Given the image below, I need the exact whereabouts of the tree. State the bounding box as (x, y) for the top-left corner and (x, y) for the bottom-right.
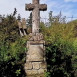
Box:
(0, 9), (27, 77)
(49, 11), (53, 25)
(27, 12), (32, 27)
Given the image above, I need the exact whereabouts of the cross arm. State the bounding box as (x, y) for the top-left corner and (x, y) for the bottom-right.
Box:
(39, 4), (47, 11)
(26, 4), (35, 11)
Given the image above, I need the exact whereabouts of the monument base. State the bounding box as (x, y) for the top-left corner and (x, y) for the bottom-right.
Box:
(24, 40), (47, 77)
(25, 74), (45, 77)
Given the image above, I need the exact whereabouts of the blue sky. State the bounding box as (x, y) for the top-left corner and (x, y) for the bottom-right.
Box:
(0, 0), (77, 20)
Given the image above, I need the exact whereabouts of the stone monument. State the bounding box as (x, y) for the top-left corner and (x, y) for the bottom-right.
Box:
(18, 18), (27, 36)
(18, 20), (24, 37)
(24, 0), (47, 76)
(22, 18), (27, 35)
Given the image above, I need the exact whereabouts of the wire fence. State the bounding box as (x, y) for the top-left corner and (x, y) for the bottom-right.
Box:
(40, 17), (77, 23)
(40, 17), (77, 27)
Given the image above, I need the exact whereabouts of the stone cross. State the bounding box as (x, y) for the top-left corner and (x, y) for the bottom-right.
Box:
(26, 0), (47, 33)
(25, 1), (47, 76)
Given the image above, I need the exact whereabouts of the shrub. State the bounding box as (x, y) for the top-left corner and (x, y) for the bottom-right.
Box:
(41, 21), (77, 77)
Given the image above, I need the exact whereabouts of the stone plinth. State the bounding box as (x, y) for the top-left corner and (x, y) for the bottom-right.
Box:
(25, 0), (47, 76)
(24, 40), (47, 76)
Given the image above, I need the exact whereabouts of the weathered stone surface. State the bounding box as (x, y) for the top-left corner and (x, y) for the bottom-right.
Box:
(29, 33), (44, 41)
(38, 69), (46, 74)
(40, 62), (47, 69)
(22, 18), (27, 29)
(26, 55), (31, 62)
(32, 62), (40, 70)
(18, 21), (22, 28)
(18, 18), (27, 36)
(25, 40), (47, 76)
(26, 41), (45, 61)
(26, 0), (47, 33)
(24, 62), (32, 70)
(26, 4), (35, 11)
(27, 40), (45, 45)
(26, 74), (45, 77)
(26, 70), (38, 75)
(39, 4), (47, 11)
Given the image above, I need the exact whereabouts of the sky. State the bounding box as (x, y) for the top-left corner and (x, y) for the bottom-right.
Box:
(0, 0), (77, 21)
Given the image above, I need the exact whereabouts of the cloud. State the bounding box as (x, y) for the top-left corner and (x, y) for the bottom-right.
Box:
(0, 0), (52, 19)
(0, 0), (77, 22)
(0, 0), (32, 18)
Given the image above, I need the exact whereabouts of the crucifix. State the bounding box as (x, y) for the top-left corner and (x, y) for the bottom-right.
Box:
(26, 0), (47, 33)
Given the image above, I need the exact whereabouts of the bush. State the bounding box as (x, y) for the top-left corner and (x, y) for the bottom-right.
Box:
(45, 38), (75, 77)
(0, 14), (28, 77)
(40, 21), (77, 77)
(0, 37), (28, 77)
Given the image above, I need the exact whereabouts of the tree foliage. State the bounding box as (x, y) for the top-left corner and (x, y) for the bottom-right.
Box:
(40, 19), (77, 77)
(0, 10), (28, 77)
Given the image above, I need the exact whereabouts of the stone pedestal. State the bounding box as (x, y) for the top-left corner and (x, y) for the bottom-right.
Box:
(24, 40), (47, 77)
(25, 0), (47, 76)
